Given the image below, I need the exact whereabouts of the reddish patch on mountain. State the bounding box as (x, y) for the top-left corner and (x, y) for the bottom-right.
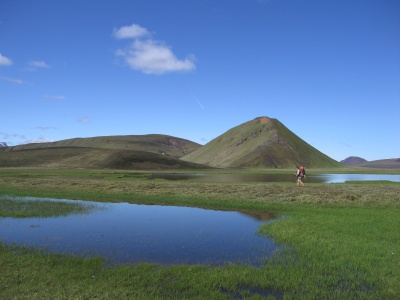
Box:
(259, 117), (270, 124)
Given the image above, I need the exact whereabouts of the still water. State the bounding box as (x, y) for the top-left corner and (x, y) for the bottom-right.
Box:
(0, 197), (278, 267)
(150, 173), (400, 183)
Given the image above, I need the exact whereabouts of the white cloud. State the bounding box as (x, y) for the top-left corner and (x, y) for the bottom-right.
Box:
(0, 77), (23, 84)
(26, 137), (53, 144)
(0, 53), (13, 66)
(113, 24), (149, 39)
(29, 60), (49, 68)
(117, 40), (196, 74)
(114, 24), (196, 75)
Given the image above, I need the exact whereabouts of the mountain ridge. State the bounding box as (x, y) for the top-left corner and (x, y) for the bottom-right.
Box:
(4, 117), (395, 169)
(1, 134), (200, 158)
(182, 117), (341, 168)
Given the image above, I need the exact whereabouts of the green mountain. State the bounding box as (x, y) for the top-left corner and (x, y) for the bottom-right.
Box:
(1, 118), (343, 169)
(3, 134), (199, 158)
(182, 117), (342, 168)
(0, 135), (207, 169)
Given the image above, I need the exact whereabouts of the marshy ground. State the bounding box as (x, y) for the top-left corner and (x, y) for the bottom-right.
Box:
(0, 168), (399, 299)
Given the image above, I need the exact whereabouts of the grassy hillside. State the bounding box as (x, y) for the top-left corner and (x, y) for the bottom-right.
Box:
(0, 135), (209, 170)
(182, 117), (342, 168)
(1, 134), (200, 159)
(0, 147), (209, 170)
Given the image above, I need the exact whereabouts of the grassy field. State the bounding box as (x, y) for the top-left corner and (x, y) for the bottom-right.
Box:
(0, 168), (399, 299)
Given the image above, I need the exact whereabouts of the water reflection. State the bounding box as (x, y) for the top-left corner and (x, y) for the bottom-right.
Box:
(150, 173), (400, 183)
(0, 197), (278, 267)
(312, 173), (400, 183)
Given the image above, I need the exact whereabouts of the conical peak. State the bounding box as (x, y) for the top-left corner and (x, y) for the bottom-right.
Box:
(257, 117), (271, 124)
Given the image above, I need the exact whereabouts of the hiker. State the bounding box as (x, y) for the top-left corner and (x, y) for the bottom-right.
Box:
(294, 166), (306, 186)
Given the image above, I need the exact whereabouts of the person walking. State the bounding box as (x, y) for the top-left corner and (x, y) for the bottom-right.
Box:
(294, 166), (306, 186)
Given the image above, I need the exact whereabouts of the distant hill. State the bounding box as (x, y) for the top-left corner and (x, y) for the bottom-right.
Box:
(182, 117), (342, 168)
(341, 156), (400, 169)
(340, 156), (368, 166)
(0, 142), (7, 147)
(0, 135), (208, 170)
(359, 158), (400, 169)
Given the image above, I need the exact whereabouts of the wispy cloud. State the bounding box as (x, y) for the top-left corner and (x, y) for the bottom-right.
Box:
(29, 60), (50, 69)
(0, 131), (53, 145)
(78, 118), (90, 124)
(26, 137), (52, 144)
(44, 95), (65, 100)
(0, 53), (13, 66)
(32, 126), (57, 130)
(0, 76), (23, 84)
(114, 23), (196, 75)
(189, 87), (205, 110)
(0, 132), (26, 140)
(340, 142), (352, 148)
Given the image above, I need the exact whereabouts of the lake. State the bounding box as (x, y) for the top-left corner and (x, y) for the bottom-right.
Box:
(0, 197), (279, 267)
(149, 173), (400, 183)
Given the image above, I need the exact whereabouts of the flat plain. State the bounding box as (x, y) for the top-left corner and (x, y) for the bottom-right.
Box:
(0, 167), (399, 299)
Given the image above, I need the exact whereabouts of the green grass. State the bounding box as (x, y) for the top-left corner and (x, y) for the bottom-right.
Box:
(1, 168), (400, 299)
(260, 206), (400, 298)
(0, 196), (94, 218)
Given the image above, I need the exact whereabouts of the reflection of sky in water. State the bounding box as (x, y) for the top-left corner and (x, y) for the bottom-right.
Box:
(311, 174), (400, 183)
(150, 173), (400, 183)
(0, 198), (279, 267)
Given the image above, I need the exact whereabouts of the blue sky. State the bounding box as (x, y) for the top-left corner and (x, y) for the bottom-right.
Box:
(1, 0), (399, 162)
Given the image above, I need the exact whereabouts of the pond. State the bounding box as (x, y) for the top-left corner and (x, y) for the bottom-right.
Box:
(0, 197), (278, 267)
(149, 173), (400, 183)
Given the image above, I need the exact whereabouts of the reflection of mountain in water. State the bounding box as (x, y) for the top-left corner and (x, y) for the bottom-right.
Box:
(240, 211), (275, 221)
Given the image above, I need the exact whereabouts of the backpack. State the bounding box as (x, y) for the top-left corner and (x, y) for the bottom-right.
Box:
(300, 167), (306, 176)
